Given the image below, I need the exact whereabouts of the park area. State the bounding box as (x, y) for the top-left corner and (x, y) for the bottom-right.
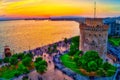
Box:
(60, 51), (117, 77)
(0, 53), (47, 79)
(60, 36), (117, 77)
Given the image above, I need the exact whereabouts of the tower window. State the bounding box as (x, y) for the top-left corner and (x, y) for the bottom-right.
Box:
(94, 34), (97, 37)
(104, 40), (106, 43)
(117, 27), (119, 30)
(91, 40), (96, 45)
(99, 34), (101, 36)
(89, 34), (91, 36)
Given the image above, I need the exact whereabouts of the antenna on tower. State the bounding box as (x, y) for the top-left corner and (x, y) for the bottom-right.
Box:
(94, 1), (96, 19)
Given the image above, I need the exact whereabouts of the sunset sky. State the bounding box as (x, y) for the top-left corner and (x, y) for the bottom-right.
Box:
(0, 0), (120, 18)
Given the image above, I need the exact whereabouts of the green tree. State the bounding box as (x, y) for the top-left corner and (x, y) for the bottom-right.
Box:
(96, 58), (103, 67)
(47, 47), (53, 56)
(68, 43), (77, 56)
(34, 58), (47, 74)
(23, 53), (33, 59)
(102, 62), (111, 71)
(74, 50), (83, 56)
(97, 69), (106, 76)
(83, 51), (100, 62)
(14, 70), (21, 77)
(17, 53), (25, 60)
(78, 51), (103, 72)
(22, 57), (32, 67)
(38, 60), (47, 66)
(73, 56), (80, 63)
(17, 63), (29, 73)
(71, 36), (79, 48)
(77, 59), (82, 66)
(35, 57), (43, 63)
(0, 59), (3, 64)
(53, 44), (57, 52)
(87, 61), (98, 72)
(106, 70), (116, 76)
(9, 56), (18, 65)
(3, 57), (9, 63)
(68, 36), (79, 56)
(12, 54), (18, 58)
(37, 65), (47, 74)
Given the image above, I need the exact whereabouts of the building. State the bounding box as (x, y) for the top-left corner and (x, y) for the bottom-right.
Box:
(79, 18), (109, 59)
(104, 19), (120, 37)
(4, 46), (11, 57)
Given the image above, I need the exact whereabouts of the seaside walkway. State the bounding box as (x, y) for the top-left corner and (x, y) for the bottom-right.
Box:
(13, 41), (73, 80)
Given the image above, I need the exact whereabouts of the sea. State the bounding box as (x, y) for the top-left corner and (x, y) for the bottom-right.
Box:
(0, 20), (79, 55)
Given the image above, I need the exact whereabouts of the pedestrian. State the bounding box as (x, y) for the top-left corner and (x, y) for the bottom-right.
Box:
(38, 76), (42, 80)
(49, 60), (51, 63)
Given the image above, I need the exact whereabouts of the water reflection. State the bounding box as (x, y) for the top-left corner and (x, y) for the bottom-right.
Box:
(0, 20), (79, 54)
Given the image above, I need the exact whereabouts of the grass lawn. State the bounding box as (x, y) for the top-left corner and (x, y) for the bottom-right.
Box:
(0, 66), (18, 79)
(109, 37), (120, 46)
(60, 54), (82, 74)
(60, 53), (116, 77)
(0, 62), (34, 79)
(60, 36), (116, 77)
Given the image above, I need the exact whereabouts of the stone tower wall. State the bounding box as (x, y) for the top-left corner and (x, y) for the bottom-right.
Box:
(79, 18), (109, 59)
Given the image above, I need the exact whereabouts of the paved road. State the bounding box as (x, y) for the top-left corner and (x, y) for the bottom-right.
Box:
(29, 51), (72, 80)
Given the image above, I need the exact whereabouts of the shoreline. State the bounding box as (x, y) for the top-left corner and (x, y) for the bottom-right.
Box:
(0, 37), (72, 59)
(0, 37), (72, 80)
(0, 36), (120, 79)
(1, 36), (120, 61)
(23, 38), (71, 56)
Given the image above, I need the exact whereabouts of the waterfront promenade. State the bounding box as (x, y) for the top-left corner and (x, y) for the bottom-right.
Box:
(13, 40), (72, 80)
(1, 38), (120, 80)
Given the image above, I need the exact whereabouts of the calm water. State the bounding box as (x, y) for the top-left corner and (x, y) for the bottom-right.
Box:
(0, 20), (79, 54)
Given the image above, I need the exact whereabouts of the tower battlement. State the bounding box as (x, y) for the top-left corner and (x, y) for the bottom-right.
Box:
(80, 22), (109, 31)
(85, 18), (103, 26)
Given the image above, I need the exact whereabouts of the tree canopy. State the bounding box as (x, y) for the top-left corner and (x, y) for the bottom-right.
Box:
(22, 57), (32, 67)
(34, 57), (47, 74)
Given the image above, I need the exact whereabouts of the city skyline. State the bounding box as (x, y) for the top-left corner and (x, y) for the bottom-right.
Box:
(0, 0), (120, 18)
